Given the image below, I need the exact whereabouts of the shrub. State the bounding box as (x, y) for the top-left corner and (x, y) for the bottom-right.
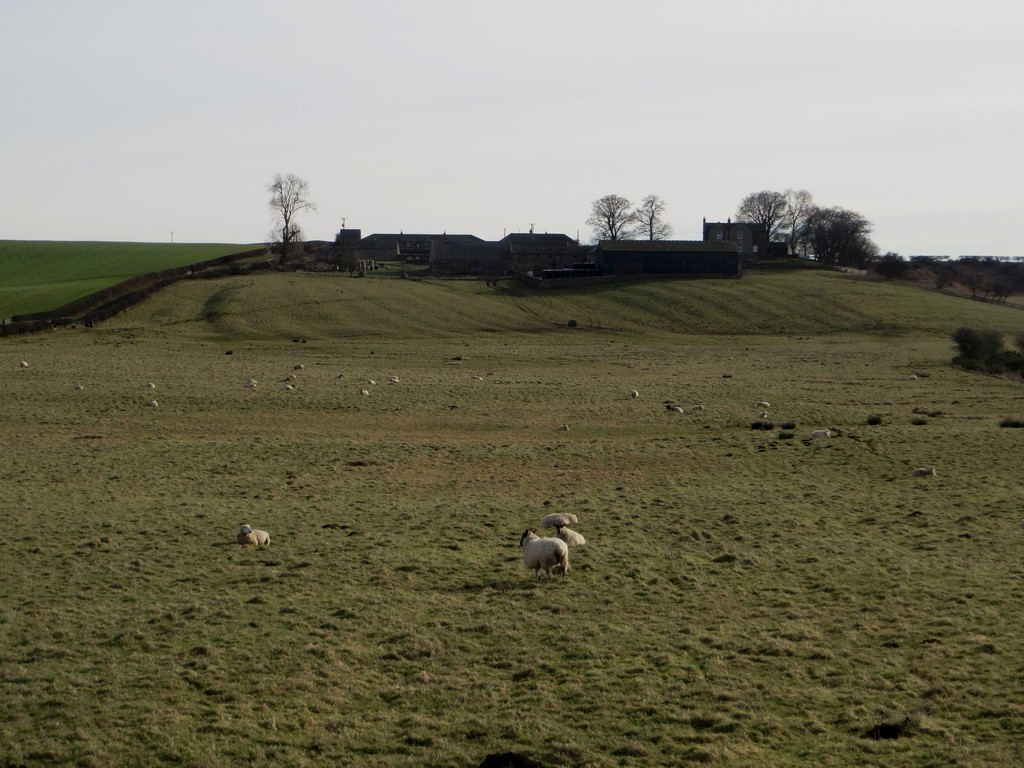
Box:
(778, 431), (794, 440)
(911, 417), (927, 426)
(781, 421), (797, 430)
(999, 418), (1024, 428)
(866, 414), (883, 425)
(952, 327), (1005, 371)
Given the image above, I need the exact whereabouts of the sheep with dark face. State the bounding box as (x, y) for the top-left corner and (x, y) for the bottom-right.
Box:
(519, 530), (569, 578)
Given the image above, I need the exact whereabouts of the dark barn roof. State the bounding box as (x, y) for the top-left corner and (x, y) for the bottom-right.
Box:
(596, 240), (740, 277)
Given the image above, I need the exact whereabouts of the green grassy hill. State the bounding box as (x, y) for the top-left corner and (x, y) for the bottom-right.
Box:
(113, 267), (1024, 343)
(0, 241), (254, 318)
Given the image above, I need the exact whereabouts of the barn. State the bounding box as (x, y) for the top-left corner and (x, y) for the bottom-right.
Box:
(595, 240), (741, 278)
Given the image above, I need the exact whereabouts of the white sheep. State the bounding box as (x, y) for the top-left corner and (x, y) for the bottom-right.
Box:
(367, 379), (377, 385)
(519, 530), (569, 577)
(237, 524), (270, 546)
(18, 360), (28, 368)
(145, 382), (156, 389)
(554, 524), (586, 548)
(810, 429), (832, 439)
(692, 403), (705, 412)
(360, 388), (370, 396)
(629, 389), (639, 399)
(540, 513), (578, 529)
(758, 411), (769, 419)
(146, 399), (159, 408)
(556, 424), (570, 431)
(666, 404), (684, 413)
(912, 466), (936, 477)
(74, 383), (85, 391)
(756, 401), (771, 409)
(245, 378), (258, 389)
(387, 375), (400, 384)
(294, 364), (305, 371)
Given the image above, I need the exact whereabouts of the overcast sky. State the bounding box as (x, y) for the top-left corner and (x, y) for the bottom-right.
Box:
(3, 0), (1021, 256)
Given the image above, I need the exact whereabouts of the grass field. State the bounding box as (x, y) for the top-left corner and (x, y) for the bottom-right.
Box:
(1, 268), (1022, 767)
(0, 241), (254, 319)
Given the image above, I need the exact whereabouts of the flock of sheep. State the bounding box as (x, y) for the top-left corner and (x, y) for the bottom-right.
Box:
(14, 359), (937, 577)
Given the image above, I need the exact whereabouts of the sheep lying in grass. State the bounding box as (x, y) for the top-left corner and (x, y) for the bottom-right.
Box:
(756, 400), (771, 409)
(146, 399), (159, 408)
(810, 429), (832, 439)
(237, 524), (270, 546)
(556, 423), (570, 431)
(912, 466), (937, 477)
(540, 513), (578, 529)
(519, 530), (569, 577)
(555, 524), (586, 548)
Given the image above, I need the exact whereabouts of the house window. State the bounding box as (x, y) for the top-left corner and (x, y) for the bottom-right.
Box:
(716, 231), (723, 240)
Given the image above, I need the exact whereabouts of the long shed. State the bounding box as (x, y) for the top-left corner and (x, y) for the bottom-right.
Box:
(595, 240), (740, 277)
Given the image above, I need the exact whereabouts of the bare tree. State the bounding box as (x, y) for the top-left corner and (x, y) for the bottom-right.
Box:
(586, 194), (636, 241)
(633, 194), (673, 240)
(782, 188), (814, 256)
(735, 190), (788, 241)
(803, 206), (877, 268)
(268, 173), (317, 260)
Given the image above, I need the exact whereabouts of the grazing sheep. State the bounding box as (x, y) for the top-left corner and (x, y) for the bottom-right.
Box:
(519, 530), (569, 577)
(666, 404), (684, 413)
(810, 429), (832, 439)
(145, 382), (156, 389)
(756, 401), (771, 409)
(387, 375), (400, 383)
(294, 364), (304, 370)
(555, 524), (586, 548)
(237, 524), (270, 546)
(74, 383), (84, 391)
(146, 399), (159, 408)
(245, 378), (258, 389)
(692, 403), (705, 412)
(472, 375), (484, 381)
(18, 360), (28, 368)
(556, 423), (569, 431)
(629, 389), (639, 399)
(758, 410), (769, 419)
(912, 466), (936, 477)
(367, 379), (377, 385)
(360, 388), (370, 396)
(540, 513), (578, 529)
(285, 383), (296, 391)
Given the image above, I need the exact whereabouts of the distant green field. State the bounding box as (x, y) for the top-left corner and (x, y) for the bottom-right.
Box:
(0, 241), (255, 318)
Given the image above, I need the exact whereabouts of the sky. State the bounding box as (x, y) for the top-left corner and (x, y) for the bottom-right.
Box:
(3, 0), (1022, 256)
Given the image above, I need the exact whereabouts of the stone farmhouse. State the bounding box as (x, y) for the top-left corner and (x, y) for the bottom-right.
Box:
(331, 222), (753, 284)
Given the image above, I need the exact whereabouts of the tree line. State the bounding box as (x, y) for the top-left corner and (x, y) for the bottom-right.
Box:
(586, 188), (880, 269)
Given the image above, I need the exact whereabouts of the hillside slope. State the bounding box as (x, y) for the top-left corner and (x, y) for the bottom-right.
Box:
(105, 268), (1024, 342)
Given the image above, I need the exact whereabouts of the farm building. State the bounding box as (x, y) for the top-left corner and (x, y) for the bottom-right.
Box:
(594, 240), (741, 278)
